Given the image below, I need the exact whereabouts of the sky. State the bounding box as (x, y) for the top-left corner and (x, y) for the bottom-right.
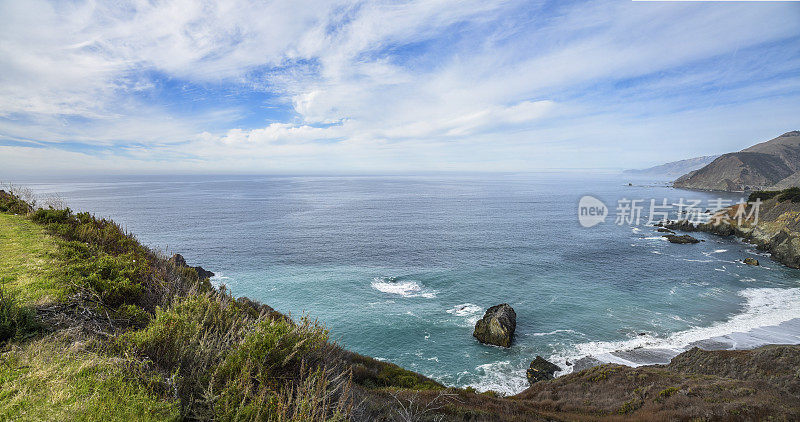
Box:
(0, 0), (799, 175)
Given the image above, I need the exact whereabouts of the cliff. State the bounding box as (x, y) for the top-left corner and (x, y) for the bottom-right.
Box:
(662, 188), (800, 268)
(674, 131), (800, 191)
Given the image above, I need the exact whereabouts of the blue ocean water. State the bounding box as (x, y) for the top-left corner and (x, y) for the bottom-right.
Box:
(18, 173), (800, 394)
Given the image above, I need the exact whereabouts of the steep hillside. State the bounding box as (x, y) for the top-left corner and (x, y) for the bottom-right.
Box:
(674, 131), (800, 191)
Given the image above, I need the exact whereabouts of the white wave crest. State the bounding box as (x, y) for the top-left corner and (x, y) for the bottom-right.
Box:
(447, 303), (483, 326)
(554, 287), (800, 371)
(371, 277), (437, 298)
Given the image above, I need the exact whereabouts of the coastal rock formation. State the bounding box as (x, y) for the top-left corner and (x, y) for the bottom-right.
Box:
(656, 227), (674, 233)
(169, 253), (215, 280)
(744, 257), (759, 266)
(473, 304), (516, 347)
(518, 345), (800, 420)
(663, 234), (700, 244)
(526, 356), (561, 384)
(661, 191), (800, 268)
(673, 131), (800, 191)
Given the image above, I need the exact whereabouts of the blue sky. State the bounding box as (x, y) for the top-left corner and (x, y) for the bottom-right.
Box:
(0, 0), (799, 175)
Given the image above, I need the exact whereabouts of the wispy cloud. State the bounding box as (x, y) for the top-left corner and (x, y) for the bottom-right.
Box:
(1, 0), (799, 175)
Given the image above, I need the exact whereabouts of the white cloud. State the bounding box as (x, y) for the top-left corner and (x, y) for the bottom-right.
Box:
(0, 0), (799, 173)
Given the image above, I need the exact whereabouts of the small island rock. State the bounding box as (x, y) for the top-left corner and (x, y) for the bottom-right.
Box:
(527, 356), (561, 384)
(663, 234), (700, 244)
(473, 304), (516, 347)
(744, 257), (759, 266)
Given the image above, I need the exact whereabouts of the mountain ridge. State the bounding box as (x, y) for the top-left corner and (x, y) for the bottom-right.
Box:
(624, 155), (719, 178)
(674, 131), (800, 191)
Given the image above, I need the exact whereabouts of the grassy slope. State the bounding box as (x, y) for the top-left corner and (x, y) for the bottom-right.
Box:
(0, 213), (180, 421)
(0, 214), (64, 304)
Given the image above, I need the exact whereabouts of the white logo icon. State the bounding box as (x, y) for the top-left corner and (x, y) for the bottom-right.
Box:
(578, 196), (608, 228)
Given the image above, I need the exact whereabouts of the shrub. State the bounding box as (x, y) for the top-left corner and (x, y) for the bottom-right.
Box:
(659, 386), (680, 399)
(747, 190), (780, 202)
(31, 208), (72, 225)
(211, 317), (332, 420)
(748, 187), (800, 203)
(777, 187), (800, 203)
(119, 293), (349, 421)
(0, 190), (33, 214)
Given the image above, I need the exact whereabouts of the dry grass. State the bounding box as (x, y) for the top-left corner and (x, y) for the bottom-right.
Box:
(0, 334), (178, 421)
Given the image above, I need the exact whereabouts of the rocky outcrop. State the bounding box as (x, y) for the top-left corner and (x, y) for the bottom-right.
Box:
(660, 194), (800, 268)
(517, 345), (800, 420)
(663, 234), (700, 244)
(169, 253), (215, 280)
(744, 257), (759, 266)
(526, 356), (561, 384)
(473, 304), (516, 347)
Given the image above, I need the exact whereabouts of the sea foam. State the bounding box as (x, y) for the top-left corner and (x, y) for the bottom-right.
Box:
(558, 287), (800, 369)
(371, 277), (437, 298)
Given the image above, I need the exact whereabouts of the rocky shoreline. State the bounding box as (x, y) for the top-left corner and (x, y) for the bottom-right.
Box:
(657, 193), (800, 268)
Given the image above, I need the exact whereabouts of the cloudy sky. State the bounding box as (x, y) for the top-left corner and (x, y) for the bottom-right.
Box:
(1, 0), (799, 175)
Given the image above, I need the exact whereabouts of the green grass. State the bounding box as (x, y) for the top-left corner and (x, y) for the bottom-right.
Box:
(0, 336), (178, 421)
(0, 212), (180, 421)
(0, 214), (65, 305)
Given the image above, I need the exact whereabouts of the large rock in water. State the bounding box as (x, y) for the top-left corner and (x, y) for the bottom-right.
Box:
(744, 257), (759, 266)
(527, 356), (561, 384)
(473, 304), (516, 347)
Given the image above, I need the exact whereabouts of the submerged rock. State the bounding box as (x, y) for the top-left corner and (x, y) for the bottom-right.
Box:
(663, 234), (700, 244)
(572, 356), (603, 372)
(473, 304), (516, 347)
(744, 257), (760, 266)
(526, 356), (561, 384)
(170, 253), (215, 280)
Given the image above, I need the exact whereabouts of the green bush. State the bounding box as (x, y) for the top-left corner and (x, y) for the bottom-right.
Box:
(747, 190), (780, 202)
(212, 317), (330, 420)
(777, 187), (800, 203)
(748, 187), (800, 203)
(31, 208), (72, 225)
(0, 191), (32, 214)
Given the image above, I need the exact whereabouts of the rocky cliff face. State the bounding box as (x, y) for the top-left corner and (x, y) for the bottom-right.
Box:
(662, 193), (800, 268)
(674, 131), (800, 191)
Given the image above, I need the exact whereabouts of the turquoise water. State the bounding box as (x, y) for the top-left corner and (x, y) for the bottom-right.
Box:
(21, 173), (800, 394)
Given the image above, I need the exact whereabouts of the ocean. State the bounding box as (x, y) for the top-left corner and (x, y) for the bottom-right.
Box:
(17, 173), (800, 394)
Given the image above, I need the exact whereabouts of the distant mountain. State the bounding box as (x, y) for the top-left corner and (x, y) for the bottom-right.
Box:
(673, 131), (800, 191)
(625, 155), (719, 178)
